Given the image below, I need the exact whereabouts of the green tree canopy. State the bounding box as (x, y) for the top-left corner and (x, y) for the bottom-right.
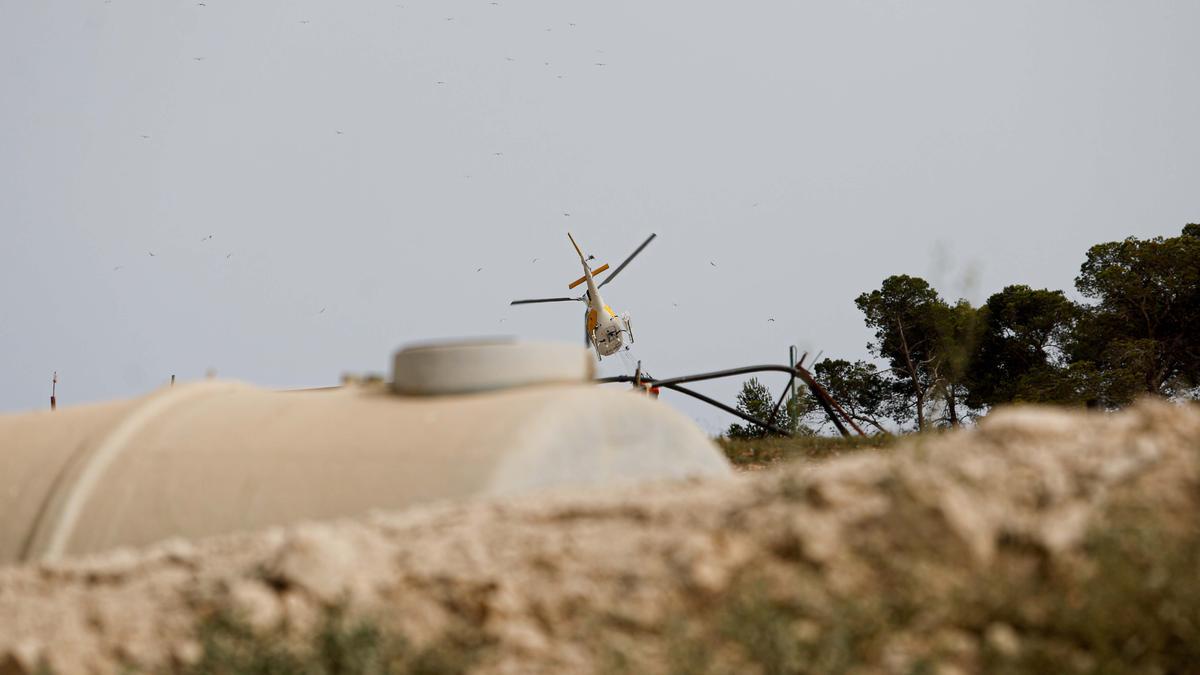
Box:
(1072, 225), (1200, 402)
(808, 359), (894, 434)
(932, 299), (985, 426)
(967, 285), (1079, 408)
(855, 275), (954, 430)
(726, 377), (801, 438)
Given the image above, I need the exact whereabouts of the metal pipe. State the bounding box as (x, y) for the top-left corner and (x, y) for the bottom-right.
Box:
(598, 363), (865, 438)
(658, 383), (793, 437)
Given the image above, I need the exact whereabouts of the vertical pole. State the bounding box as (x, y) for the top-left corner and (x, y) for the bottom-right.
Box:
(171, 374), (175, 387)
(50, 371), (57, 411)
(787, 345), (797, 403)
(768, 346), (799, 429)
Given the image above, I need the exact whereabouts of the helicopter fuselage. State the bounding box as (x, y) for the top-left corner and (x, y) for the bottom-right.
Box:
(580, 266), (630, 358)
(585, 295), (628, 357)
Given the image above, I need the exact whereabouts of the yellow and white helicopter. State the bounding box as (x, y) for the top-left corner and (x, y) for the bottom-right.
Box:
(511, 232), (656, 360)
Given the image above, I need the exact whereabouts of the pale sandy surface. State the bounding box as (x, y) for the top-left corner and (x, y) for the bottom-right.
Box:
(1, 401), (1197, 674)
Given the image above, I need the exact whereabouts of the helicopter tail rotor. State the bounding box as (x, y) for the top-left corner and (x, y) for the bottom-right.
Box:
(568, 263), (609, 289)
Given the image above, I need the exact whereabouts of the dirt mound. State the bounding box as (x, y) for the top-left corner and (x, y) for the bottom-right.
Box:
(2, 401), (1198, 674)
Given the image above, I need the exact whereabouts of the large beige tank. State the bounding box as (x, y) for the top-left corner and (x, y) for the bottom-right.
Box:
(0, 342), (730, 565)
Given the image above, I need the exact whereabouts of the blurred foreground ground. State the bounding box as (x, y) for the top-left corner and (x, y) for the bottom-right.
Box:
(2, 400), (1198, 674)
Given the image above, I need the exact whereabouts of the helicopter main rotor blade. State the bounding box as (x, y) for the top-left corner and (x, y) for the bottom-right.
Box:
(597, 233), (656, 289)
(510, 297), (579, 306)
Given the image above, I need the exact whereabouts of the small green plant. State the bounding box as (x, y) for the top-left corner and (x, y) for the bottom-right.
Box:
(182, 605), (488, 675)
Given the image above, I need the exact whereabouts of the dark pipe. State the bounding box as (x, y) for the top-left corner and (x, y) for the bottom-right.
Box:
(658, 383), (793, 437)
(598, 364), (865, 438)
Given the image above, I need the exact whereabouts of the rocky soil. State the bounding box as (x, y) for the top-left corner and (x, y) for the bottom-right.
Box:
(2, 400), (1198, 674)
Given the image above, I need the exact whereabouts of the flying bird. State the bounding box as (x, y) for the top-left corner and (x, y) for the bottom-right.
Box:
(767, 318), (776, 322)
(709, 261), (717, 267)
(193, 56), (205, 61)
(476, 267), (483, 272)
(318, 308), (326, 314)
(225, 253), (232, 259)
(113, 266), (123, 272)
(148, 251), (156, 257)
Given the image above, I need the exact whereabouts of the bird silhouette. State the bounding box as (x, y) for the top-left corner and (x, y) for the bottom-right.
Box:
(532, 258), (538, 263)
(225, 253), (232, 259)
(476, 267), (483, 272)
(148, 251), (156, 257)
(113, 266), (123, 272)
(768, 318), (776, 322)
(193, 56), (205, 61)
(318, 308), (326, 314)
(709, 261), (717, 267)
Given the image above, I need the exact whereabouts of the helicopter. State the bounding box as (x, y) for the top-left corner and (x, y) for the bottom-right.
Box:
(511, 232), (656, 360)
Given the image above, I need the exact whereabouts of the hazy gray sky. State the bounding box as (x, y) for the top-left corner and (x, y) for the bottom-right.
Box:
(3, 0), (1198, 432)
